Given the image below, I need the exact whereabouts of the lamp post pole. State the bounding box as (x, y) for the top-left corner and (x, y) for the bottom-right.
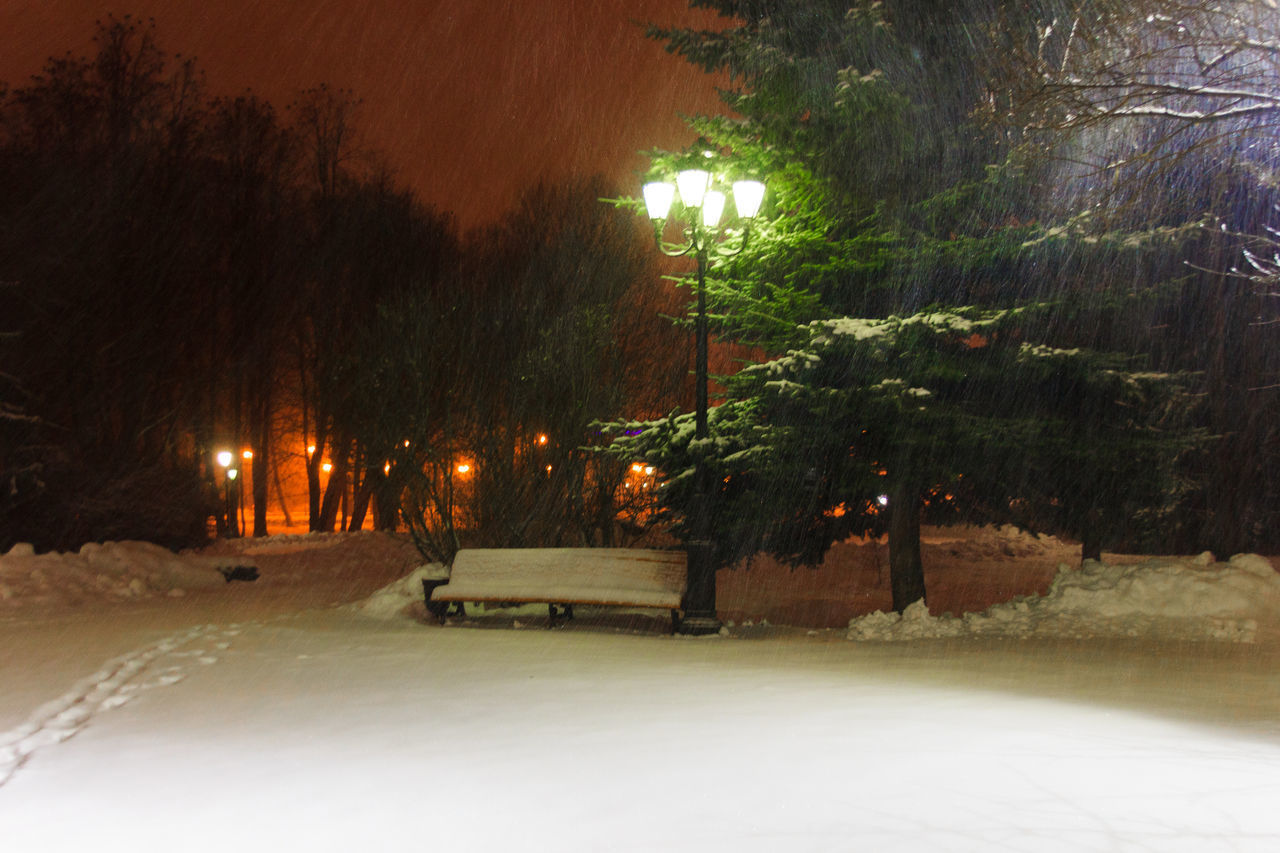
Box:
(227, 467), (240, 537)
(641, 162), (765, 636)
(683, 237), (717, 635)
(215, 450), (237, 538)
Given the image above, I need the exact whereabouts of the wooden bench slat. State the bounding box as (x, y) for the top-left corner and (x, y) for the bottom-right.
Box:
(428, 548), (687, 617)
(432, 588), (682, 609)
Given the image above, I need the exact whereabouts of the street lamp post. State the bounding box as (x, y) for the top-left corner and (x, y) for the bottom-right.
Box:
(227, 466), (240, 537)
(641, 159), (765, 636)
(215, 450), (238, 538)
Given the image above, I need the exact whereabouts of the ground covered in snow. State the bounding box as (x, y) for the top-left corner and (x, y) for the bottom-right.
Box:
(2, 529), (1279, 850)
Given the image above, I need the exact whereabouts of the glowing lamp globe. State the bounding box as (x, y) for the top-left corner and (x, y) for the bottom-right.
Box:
(676, 169), (710, 208)
(701, 190), (726, 228)
(216, 450), (233, 468)
(642, 182), (675, 220)
(732, 180), (766, 219)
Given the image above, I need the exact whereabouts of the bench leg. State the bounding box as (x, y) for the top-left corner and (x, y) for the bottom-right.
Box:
(423, 580), (465, 625)
(670, 609), (681, 634)
(426, 600), (465, 625)
(426, 600), (449, 624)
(547, 603), (575, 628)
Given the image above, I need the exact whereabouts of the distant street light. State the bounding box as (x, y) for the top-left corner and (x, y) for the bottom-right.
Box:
(641, 154), (765, 636)
(215, 450), (238, 537)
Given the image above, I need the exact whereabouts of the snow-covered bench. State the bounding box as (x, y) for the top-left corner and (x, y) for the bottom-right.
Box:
(426, 548), (687, 632)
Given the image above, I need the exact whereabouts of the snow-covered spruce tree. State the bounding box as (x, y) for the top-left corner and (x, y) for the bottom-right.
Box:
(608, 307), (1196, 611)
(617, 1), (1201, 610)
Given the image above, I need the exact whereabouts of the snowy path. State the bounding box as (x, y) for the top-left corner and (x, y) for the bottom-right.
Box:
(1, 607), (1279, 851)
(0, 622), (244, 787)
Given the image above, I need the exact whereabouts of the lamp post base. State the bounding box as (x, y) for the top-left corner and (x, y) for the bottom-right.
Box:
(677, 612), (723, 636)
(679, 539), (721, 636)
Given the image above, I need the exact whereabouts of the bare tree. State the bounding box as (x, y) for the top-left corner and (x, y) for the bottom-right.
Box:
(462, 176), (685, 549)
(983, 0), (1280, 552)
(288, 85), (365, 531)
(994, 1), (1280, 132)
(203, 93), (302, 536)
(0, 16), (220, 549)
(986, 0), (1280, 211)
(290, 84), (363, 200)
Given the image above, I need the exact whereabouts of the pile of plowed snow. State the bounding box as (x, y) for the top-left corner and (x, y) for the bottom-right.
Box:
(848, 553), (1280, 643)
(7, 536), (1279, 643)
(348, 563), (447, 620)
(0, 541), (229, 608)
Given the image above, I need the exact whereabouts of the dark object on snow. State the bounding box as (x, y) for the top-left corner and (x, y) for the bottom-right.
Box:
(218, 565), (259, 583)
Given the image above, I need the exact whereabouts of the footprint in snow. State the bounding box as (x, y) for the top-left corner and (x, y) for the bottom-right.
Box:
(0, 622), (234, 789)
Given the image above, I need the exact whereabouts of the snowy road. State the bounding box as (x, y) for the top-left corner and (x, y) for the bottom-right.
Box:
(2, 604), (1279, 852)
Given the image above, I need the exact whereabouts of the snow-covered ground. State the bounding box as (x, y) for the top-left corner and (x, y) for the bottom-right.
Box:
(2, 531), (1279, 851)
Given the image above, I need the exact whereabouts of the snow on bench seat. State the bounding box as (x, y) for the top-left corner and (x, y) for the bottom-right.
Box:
(430, 548), (687, 626)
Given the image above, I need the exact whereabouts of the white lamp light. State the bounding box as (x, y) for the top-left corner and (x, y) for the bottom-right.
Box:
(732, 180), (766, 219)
(642, 182), (675, 220)
(676, 169), (710, 208)
(701, 190), (726, 228)
(227, 468), (238, 481)
(216, 450), (232, 468)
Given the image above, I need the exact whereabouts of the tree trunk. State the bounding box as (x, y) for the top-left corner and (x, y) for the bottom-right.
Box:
(271, 453), (294, 528)
(306, 454), (322, 531)
(1081, 509), (1103, 562)
(317, 434), (350, 532)
(348, 465), (375, 531)
(888, 481), (927, 613)
(371, 466), (399, 531)
(595, 472), (615, 547)
(251, 395), (270, 537)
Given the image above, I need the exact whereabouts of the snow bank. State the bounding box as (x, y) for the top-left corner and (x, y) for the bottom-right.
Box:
(7, 534), (1279, 645)
(347, 562), (447, 620)
(0, 541), (229, 608)
(234, 534), (348, 555)
(848, 553), (1280, 643)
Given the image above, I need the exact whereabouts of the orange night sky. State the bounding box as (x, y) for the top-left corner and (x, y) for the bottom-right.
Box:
(0, 0), (729, 228)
